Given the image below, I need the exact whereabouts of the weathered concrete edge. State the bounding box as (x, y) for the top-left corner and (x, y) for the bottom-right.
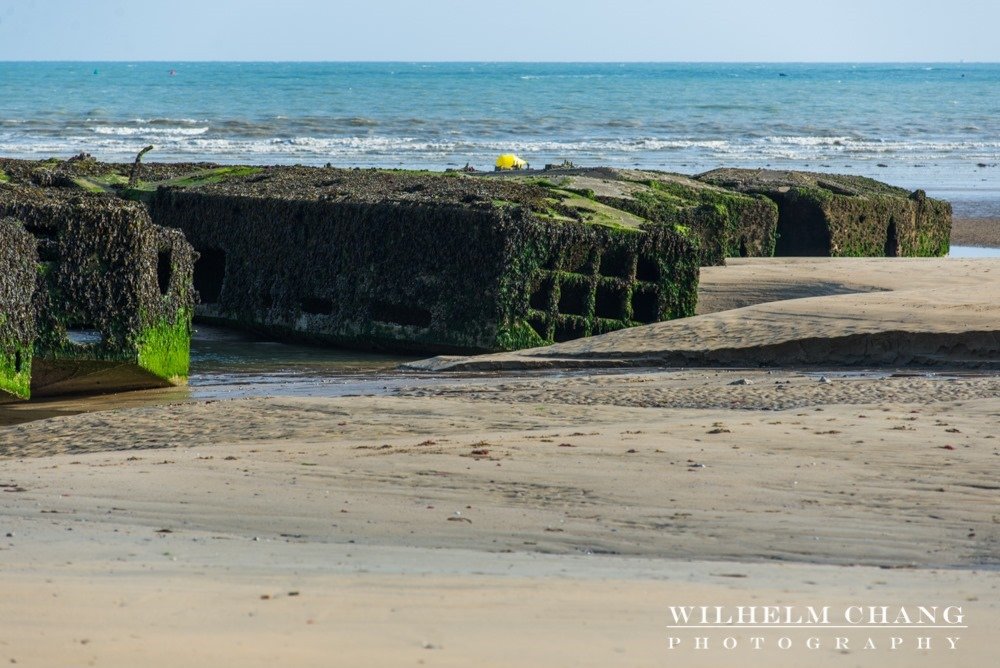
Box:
(402, 330), (1000, 373)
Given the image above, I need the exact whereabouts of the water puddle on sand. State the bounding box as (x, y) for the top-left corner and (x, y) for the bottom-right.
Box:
(948, 245), (1000, 258)
(187, 324), (417, 399)
(0, 325), (432, 426)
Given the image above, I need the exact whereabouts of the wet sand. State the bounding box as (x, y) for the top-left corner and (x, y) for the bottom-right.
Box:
(1, 257), (998, 666)
(1, 383), (998, 666)
(952, 217), (1000, 248)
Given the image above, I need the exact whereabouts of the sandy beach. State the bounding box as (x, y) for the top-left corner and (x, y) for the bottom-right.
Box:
(1, 257), (998, 667)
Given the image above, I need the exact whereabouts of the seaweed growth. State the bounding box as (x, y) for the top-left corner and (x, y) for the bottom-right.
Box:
(698, 169), (952, 257)
(590, 172), (777, 265)
(0, 183), (195, 397)
(0, 219), (37, 401)
(148, 167), (701, 354)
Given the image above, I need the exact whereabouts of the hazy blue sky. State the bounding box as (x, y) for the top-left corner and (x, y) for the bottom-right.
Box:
(0, 0), (997, 62)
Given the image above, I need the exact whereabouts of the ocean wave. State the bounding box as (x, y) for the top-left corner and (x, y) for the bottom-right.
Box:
(90, 125), (210, 137)
(519, 74), (609, 80)
(1, 134), (998, 173)
(144, 118), (206, 126)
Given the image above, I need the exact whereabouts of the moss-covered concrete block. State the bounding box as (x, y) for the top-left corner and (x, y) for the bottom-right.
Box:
(147, 166), (702, 354)
(698, 169), (952, 257)
(0, 218), (37, 402)
(0, 183), (195, 397)
(507, 168), (779, 266)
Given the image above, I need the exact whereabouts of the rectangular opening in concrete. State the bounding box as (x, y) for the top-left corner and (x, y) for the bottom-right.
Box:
(630, 288), (659, 323)
(599, 247), (632, 279)
(884, 219), (900, 257)
(636, 255), (659, 283)
(156, 250), (172, 295)
(23, 223), (60, 262)
(561, 246), (592, 274)
(594, 284), (627, 320)
(557, 280), (590, 317)
(194, 248), (226, 304)
(22, 223), (58, 243)
(529, 275), (554, 311)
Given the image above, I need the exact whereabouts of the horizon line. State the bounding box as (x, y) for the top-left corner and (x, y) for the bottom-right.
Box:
(0, 59), (995, 65)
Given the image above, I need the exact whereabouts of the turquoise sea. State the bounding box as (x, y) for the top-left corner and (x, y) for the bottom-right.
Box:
(2, 61), (999, 212)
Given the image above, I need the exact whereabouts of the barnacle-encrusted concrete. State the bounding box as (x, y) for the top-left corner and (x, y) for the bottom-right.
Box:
(0, 157), (954, 364)
(0, 218), (37, 401)
(698, 169), (952, 257)
(0, 182), (195, 399)
(146, 167), (703, 354)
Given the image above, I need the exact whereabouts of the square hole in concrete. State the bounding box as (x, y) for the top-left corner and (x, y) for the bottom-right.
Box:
(529, 276), (554, 311)
(557, 280), (590, 317)
(599, 247), (632, 279)
(631, 289), (660, 323)
(636, 255), (659, 283)
(594, 284), (627, 320)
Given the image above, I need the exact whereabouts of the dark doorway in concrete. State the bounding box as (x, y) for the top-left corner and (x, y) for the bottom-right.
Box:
(774, 200), (832, 256)
(194, 248), (226, 304)
(884, 220), (899, 257)
(156, 250), (172, 295)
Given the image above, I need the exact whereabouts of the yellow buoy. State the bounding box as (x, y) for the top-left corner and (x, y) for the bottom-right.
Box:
(495, 154), (528, 171)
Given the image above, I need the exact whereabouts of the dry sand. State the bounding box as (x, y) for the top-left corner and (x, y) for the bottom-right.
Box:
(1, 257), (998, 667)
(412, 258), (1000, 371)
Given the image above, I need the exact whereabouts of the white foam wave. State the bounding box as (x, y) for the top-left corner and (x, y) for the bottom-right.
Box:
(90, 125), (209, 137)
(1, 134), (997, 170)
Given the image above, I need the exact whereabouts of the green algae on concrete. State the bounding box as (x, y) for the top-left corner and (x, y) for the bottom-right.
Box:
(135, 309), (192, 382)
(697, 168), (952, 257)
(500, 167), (779, 266)
(0, 219), (36, 401)
(0, 183), (195, 398)
(147, 166), (701, 354)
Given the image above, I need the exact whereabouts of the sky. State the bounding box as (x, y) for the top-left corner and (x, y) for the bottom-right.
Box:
(0, 0), (997, 62)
